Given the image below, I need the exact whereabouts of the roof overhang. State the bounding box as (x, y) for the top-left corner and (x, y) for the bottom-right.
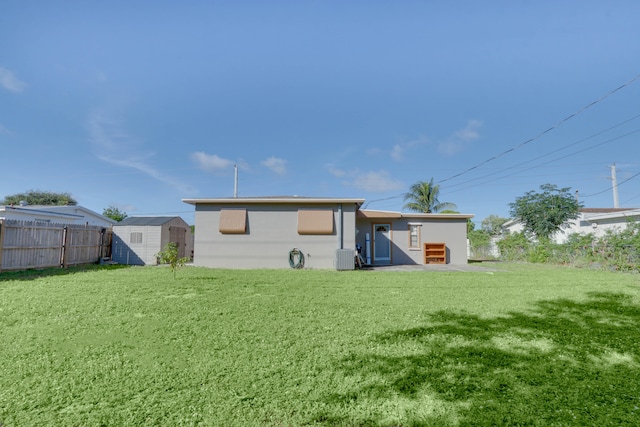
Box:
(583, 208), (640, 221)
(357, 210), (402, 219)
(0, 205), (82, 219)
(358, 209), (473, 220)
(183, 197), (365, 207)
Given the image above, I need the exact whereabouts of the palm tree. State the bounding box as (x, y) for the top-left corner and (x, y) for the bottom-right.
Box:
(403, 178), (457, 213)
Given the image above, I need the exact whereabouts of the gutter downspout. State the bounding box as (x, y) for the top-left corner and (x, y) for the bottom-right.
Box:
(337, 203), (343, 249)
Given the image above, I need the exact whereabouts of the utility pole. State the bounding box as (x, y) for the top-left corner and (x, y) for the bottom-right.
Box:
(610, 163), (619, 208)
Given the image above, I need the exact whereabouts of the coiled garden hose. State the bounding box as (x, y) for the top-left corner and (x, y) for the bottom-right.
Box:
(288, 248), (305, 269)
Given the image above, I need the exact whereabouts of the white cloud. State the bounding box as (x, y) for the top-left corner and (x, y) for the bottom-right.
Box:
(0, 66), (27, 93)
(87, 109), (196, 195)
(348, 170), (404, 193)
(0, 123), (10, 135)
(370, 135), (429, 162)
(261, 156), (287, 175)
(391, 144), (404, 162)
(438, 120), (483, 156)
(191, 152), (234, 171)
(87, 110), (127, 150)
(329, 164), (403, 193)
(328, 166), (347, 178)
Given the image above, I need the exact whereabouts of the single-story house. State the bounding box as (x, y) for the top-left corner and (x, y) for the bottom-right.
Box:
(182, 196), (473, 270)
(503, 207), (640, 243)
(0, 204), (116, 227)
(112, 216), (193, 266)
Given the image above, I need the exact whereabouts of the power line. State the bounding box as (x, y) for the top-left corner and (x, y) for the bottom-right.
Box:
(443, 127), (640, 194)
(437, 72), (640, 185)
(581, 170), (640, 198)
(442, 113), (640, 191)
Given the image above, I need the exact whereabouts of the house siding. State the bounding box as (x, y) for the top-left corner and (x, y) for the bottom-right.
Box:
(356, 216), (469, 265)
(193, 203), (358, 269)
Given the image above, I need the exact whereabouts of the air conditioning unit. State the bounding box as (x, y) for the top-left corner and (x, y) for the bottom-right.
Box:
(335, 249), (354, 271)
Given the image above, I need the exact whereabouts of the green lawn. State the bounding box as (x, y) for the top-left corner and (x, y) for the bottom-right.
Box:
(1, 263), (639, 426)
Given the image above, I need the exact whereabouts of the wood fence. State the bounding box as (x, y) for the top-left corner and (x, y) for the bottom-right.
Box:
(0, 220), (112, 272)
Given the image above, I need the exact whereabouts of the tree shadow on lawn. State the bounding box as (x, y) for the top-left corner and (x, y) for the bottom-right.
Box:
(313, 292), (640, 426)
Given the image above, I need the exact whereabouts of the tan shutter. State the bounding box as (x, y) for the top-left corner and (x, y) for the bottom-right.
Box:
(297, 209), (334, 235)
(219, 209), (247, 234)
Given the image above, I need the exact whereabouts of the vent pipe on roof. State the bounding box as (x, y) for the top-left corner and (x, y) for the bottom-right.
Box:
(234, 164), (238, 198)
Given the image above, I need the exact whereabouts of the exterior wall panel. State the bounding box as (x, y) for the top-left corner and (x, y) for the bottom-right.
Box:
(356, 216), (469, 265)
(193, 203), (358, 269)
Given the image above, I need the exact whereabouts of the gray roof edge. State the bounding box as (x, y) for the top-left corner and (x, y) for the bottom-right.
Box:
(116, 216), (183, 226)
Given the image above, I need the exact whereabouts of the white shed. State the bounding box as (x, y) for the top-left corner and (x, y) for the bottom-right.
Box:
(112, 216), (193, 265)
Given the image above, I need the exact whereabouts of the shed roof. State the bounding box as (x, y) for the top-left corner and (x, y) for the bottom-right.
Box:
(116, 216), (179, 226)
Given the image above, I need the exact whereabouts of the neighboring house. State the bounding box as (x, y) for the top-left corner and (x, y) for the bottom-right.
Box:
(0, 204), (116, 227)
(502, 208), (640, 243)
(182, 196), (473, 270)
(112, 217), (194, 266)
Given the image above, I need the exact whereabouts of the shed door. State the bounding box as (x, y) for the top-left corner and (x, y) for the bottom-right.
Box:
(373, 224), (391, 265)
(169, 226), (186, 258)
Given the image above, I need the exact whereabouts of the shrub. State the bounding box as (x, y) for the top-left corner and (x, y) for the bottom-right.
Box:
(496, 232), (530, 261)
(496, 221), (640, 272)
(156, 242), (190, 279)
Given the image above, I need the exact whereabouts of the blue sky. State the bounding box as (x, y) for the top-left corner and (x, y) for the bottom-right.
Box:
(1, 1), (639, 226)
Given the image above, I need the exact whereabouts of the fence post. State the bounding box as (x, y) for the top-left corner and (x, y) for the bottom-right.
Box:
(99, 228), (106, 261)
(0, 221), (4, 273)
(61, 225), (68, 268)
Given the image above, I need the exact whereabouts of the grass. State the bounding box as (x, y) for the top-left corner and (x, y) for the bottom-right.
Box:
(1, 263), (639, 426)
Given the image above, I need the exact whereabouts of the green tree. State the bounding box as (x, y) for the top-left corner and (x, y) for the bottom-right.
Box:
(440, 208), (474, 234)
(468, 229), (490, 247)
(1, 190), (77, 206)
(156, 242), (190, 279)
(103, 205), (128, 222)
(403, 178), (457, 213)
(481, 215), (509, 236)
(509, 184), (582, 240)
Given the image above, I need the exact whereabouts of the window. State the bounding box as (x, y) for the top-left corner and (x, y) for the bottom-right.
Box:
(297, 209), (334, 235)
(408, 224), (421, 249)
(219, 209), (247, 234)
(130, 232), (143, 244)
